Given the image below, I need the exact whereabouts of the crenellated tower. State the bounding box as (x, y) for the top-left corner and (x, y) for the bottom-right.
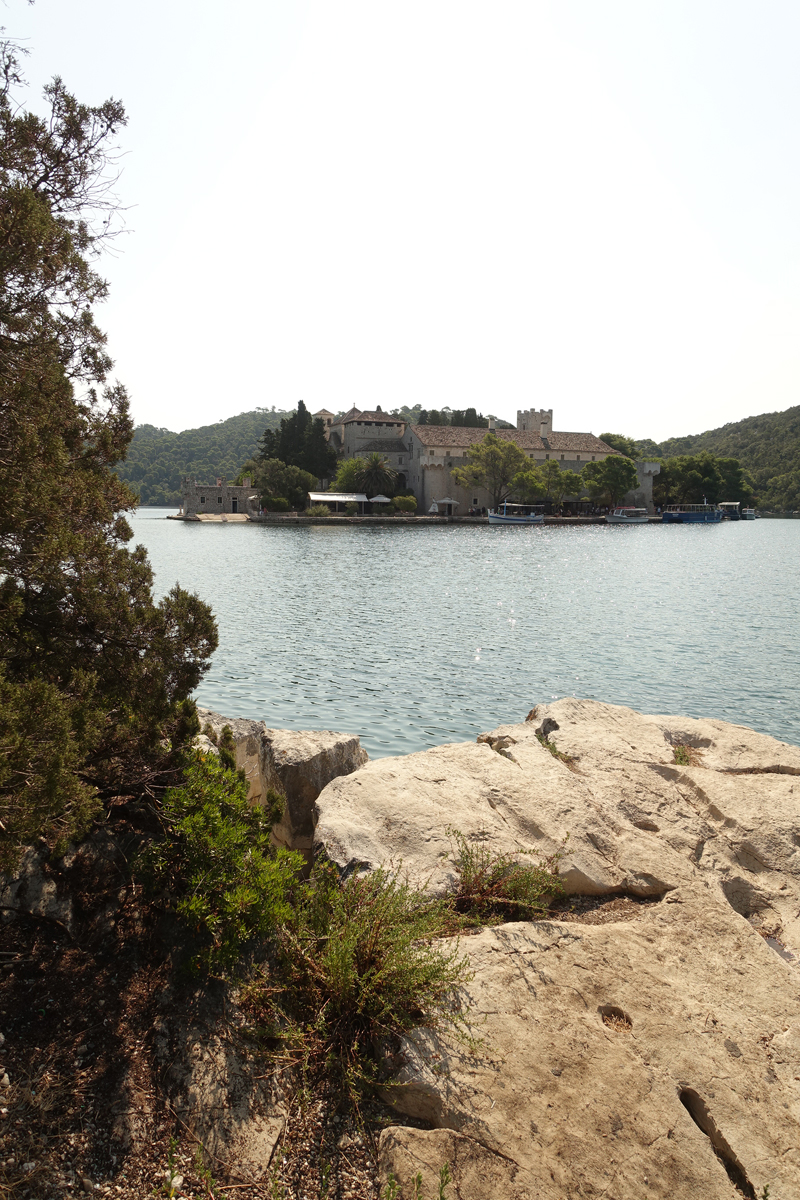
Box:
(517, 408), (553, 436)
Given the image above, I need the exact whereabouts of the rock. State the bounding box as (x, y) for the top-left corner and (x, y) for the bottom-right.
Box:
(0, 845), (73, 930)
(312, 698), (800, 1200)
(197, 709), (368, 853)
(158, 988), (287, 1180)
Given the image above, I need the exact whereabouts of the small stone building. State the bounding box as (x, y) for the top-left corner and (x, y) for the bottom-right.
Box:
(181, 477), (259, 517)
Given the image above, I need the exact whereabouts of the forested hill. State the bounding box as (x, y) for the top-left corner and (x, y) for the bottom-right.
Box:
(116, 409), (289, 506)
(654, 405), (800, 511)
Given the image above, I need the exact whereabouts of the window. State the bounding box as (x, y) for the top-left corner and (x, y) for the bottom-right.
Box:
(592, 455), (595, 461)
(429, 450), (434, 456)
(545, 454), (549, 460)
(399, 457), (403, 464)
(560, 455), (564, 461)
(473, 497), (478, 504)
(200, 496), (205, 503)
(217, 496), (223, 504)
(576, 454), (580, 461)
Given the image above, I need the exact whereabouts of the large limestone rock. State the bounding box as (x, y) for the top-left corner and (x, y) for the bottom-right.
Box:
(197, 709), (368, 853)
(313, 698), (800, 1200)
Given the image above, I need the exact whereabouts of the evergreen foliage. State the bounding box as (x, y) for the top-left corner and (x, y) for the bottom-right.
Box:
(356, 452), (398, 496)
(600, 411), (800, 508)
(0, 40), (217, 866)
(385, 404), (514, 429)
(653, 452), (755, 507)
(259, 399), (337, 480)
(237, 456), (316, 509)
(580, 456), (640, 506)
(332, 457), (365, 492)
(450, 432), (530, 509)
(116, 408), (288, 506)
(142, 754), (300, 974)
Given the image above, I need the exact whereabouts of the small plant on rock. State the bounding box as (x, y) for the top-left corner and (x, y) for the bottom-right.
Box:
(447, 827), (564, 924)
(245, 860), (471, 1098)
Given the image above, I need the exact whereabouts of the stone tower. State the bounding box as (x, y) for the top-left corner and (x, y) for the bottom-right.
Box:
(517, 408), (553, 436)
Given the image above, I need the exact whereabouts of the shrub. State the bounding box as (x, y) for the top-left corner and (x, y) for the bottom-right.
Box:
(307, 503), (332, 516)
(344, 501), (359, 515)
(261, 496), (289, 512)
(141, 755), (300, 973)
(245, 860), (470, 1094)
(447, 827), (564, 924)
(393, 495), (417, 513)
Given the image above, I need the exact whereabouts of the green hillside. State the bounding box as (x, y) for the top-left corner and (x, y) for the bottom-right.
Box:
(655, 406), (800, 510)
(116, 409), (289, 506)
(605, 405), (800, 511)
(120, 402), (800, 511)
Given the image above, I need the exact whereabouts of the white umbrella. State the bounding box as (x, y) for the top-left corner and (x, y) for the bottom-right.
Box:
(434, 496), (459, 506)
(369, 494), (392, 503)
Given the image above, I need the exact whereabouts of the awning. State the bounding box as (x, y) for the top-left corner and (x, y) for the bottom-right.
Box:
(307, 492), (368, 502)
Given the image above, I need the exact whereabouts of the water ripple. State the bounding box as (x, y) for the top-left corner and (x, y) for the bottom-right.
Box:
(130, 512), (800, 758)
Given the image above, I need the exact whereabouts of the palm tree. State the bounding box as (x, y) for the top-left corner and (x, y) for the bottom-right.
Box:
(357, 452), (397, 497)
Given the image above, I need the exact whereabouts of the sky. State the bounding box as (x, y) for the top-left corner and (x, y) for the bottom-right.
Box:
(9, 0), (800, 440)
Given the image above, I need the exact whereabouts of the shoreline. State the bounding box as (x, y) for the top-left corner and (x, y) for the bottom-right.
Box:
(167, 512), (660, 526)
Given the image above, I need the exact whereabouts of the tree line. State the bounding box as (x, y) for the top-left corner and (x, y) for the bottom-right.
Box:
(599, 434), (757, 507)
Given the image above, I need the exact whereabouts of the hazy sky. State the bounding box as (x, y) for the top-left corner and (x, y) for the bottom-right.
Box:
(11, 1), (800, 439)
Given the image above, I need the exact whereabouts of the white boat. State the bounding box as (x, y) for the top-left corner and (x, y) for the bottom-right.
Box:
(605, 507), (649, 525)
(741, 508), (756, 520)
(487, 502), (545, 525)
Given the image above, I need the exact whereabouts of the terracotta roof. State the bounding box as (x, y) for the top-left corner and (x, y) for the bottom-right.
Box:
(313, 408), (335, 417)
(356, 439), (409, 453)
(342, 410), (404, 425)
(409, 426), (620, 455)
(334, 406), (361, 424)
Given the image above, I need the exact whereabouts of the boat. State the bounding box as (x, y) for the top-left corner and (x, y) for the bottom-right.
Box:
(605, 507), (649, 525)
(741, 507), (756, 520)
(487, 502), (545, 525)
(718, 501), (741, 521)
(661, 502), (723, 524)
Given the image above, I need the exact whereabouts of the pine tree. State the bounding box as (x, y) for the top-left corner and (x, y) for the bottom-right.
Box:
(0, 41), (217, 865)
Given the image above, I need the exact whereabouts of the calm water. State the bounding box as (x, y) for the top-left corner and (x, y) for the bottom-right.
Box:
(130, 511), (800, 759)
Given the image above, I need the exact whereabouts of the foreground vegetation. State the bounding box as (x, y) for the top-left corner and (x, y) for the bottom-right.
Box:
(144, 749), (563, 1101)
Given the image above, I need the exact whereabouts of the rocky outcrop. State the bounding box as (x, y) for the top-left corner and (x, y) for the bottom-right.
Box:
(313, 698), (800, 1200)
(197, 709), (368, 854)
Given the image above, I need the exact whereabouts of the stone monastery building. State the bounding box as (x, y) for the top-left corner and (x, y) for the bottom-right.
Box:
(313, 407), (650, 513)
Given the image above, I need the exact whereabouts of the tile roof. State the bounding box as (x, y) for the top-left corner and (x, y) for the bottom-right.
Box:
(356, 439), (409, 453)
(342, 410), (404, 425)
(408, 426), (621, 455)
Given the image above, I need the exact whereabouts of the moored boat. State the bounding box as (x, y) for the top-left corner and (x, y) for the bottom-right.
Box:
(487, 502), (545, 525)
(661, 503), (723, 524)
(606, 507), (649, 525)
(741, 507), (756, 520)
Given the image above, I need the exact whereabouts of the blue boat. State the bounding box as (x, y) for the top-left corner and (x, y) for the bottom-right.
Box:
(662, 503), (723, 524)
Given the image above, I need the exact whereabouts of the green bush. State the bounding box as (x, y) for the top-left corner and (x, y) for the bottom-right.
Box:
(261, 495), (289, 512)
(246, 860), (470, 1093)
(306, 503), (332, 516)
(393, 495), (417, 513)
(447, 828), (564, 924)
(141, 755), (301, 973)
(344, 501), (359, 515)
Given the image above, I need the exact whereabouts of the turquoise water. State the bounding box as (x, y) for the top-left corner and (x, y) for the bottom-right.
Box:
(130, 510), (800, 759)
